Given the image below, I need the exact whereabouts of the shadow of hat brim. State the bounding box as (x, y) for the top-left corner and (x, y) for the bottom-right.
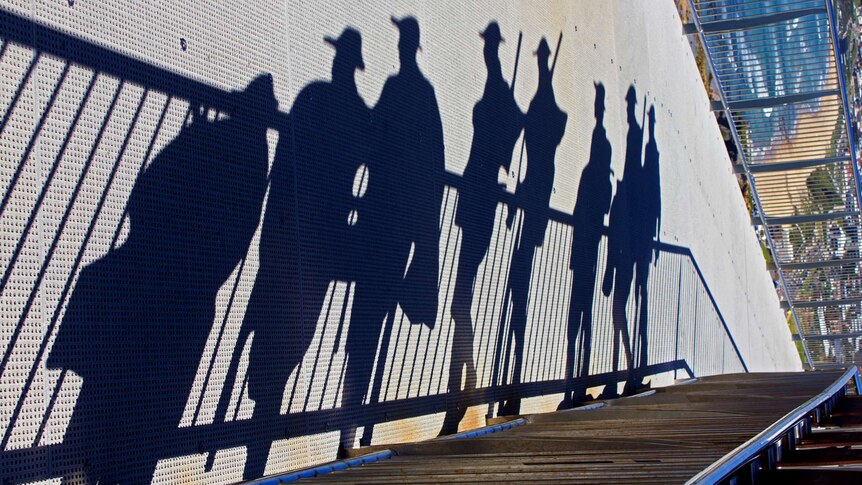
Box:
(479, 32), (505, 43)
(323, 37), (365, 69)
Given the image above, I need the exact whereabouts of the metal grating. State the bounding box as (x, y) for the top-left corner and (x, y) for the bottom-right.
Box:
(689, 0), (862, 369)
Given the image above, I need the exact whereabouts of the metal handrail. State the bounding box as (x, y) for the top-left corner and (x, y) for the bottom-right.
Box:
(686, 365), (859, 484)
(687, 0), (862, 369)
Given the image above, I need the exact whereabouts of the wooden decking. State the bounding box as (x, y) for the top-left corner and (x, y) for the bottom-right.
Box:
(256, 371), (857, 483)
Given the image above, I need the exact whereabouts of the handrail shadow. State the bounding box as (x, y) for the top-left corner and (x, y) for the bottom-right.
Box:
(0, 8), (746, 483)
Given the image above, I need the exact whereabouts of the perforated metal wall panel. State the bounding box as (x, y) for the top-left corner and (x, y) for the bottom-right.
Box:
(1, 1), (801, 483)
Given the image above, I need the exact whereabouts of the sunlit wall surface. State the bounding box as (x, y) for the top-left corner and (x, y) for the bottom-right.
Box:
(0, 1), (800, 483)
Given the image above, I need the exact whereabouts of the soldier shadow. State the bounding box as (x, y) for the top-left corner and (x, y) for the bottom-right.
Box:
(495, 36), (567, 417)
(594, 85), (661, 400)
(636, 102), (661, 387)
(560, 82), (613, 409)
(441, 21), (525, 434)
(218, 20), (446, 479)
(221, 27), (375, 480)
(346, 16), (446, 452)
(44, 75), (277, 484)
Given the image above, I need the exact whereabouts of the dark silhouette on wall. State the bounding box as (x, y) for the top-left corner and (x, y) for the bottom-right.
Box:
(632, 105), (661, 385)
(440, 22), (524, 435)
(601, 86), (645, 397)
(560, 82), (613, 409)
(45, 75), (276, 484)
(0, 10), (739, 484)
(217, 28), (373, 481)
(340, 16), (444, 450)
(497, 37), (567, 416)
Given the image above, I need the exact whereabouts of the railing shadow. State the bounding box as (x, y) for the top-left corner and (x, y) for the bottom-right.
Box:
(0, 8), (745, 483)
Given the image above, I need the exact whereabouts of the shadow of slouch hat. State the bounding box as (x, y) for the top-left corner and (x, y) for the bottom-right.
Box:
(325, 27), (365, 70)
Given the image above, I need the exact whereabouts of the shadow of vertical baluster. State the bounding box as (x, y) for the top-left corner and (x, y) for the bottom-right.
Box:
(671, 257), (682, 368)
(332, 338), (349, 409)
(553, 225), (575, 379)
(0, 42), (31, 135)
(191, 256), (248, 426)
(684, 259), (695, 375)
(285, 336), (309, 416)
(426, 189), (459, 396)
(700, 283), (710, 373)
(544, 225), (567, 381)
(473, 202), (513, 379)
(0, 60), (69, 220)
(552, 225), (570, 381)
(533, 225), (561, 381)
(483, 206), (519, 397)
(535, 228), (553, 382)
(0, 46), (38, 137)
(690, 264), (699, 373)
(315, 282), (352, 411)
(674, 256), (685, 372)
(404, 308), (427, 398)
(107, 99), (177, 251)
(522, 233), (545, 382)
(0, 80), (125, 450)
(384, 309), (408, 402)
(0, 40), (10, 80)
(668, 256), (679, 367)
(672, 257), (682, 380)
(405, 185), (451, 398)
(233, 371), (250, 422)
(389, 310), (410, 401)
(302, 283), (338, 412)
(372, 305), (395, 407)
(32, 87), (153, 446)
(0, 70), (98, 378)
(33, 369), (65, 447)
(413, 186), (454, 398)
